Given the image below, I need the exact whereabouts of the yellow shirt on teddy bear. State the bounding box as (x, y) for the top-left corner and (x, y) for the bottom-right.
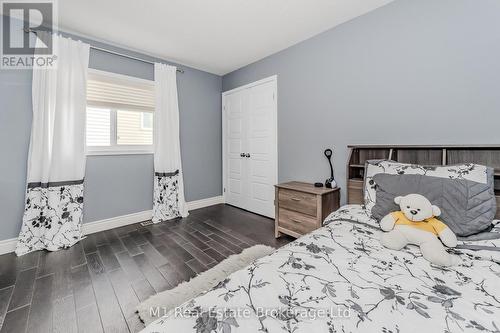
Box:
(391, 211), (448, 236)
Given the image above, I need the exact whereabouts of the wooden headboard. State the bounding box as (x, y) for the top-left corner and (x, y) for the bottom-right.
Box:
(346, 145), (500, 218)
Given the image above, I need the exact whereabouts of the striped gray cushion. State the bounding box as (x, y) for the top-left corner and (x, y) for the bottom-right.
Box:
(372, 172), (496, 237)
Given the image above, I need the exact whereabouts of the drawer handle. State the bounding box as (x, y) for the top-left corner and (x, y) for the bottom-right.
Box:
(290, 218), (302, 224)
(291, 197), (301, 202)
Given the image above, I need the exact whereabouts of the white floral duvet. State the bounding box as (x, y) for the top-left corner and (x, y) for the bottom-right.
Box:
(141, 205), (500, 333)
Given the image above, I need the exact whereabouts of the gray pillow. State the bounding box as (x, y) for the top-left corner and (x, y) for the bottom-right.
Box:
(372, 172), (496, 237)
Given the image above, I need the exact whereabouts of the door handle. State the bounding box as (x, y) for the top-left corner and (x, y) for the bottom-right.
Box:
(245, 153), (251, 158)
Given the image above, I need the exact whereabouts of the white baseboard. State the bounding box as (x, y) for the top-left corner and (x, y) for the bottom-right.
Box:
(0, 238), (17, 256)
(0, 195), (225, 255)
(82, 210), (152, 235)
(187, 195), (224, 210)
(83, 195), (224, 235)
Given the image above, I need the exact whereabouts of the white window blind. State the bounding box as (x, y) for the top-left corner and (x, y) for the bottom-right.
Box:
(87, 70), (155, 112)
(86, 107), (111, 146)
(86, 70), (155, 155)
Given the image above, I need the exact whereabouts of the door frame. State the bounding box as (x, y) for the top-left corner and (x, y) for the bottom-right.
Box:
(221, 75), (278, 216)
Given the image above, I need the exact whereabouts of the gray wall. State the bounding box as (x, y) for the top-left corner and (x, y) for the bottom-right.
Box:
(0, 25), (222, 240)
(223, 0), (500, 204)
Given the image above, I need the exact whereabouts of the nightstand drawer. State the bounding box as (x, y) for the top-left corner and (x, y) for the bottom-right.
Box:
(278, 188), (317, 216)
(278, 208), (318, 235)
(275, 181), (340, 239)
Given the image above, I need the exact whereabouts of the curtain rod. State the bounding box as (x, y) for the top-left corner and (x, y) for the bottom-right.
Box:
(24, 28), (184, 74)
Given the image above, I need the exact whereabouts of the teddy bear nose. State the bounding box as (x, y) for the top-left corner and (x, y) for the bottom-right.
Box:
(410, 210), (418, 215)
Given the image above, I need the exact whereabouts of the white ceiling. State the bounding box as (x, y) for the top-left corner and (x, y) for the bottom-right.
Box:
(59, 0), (394, 75)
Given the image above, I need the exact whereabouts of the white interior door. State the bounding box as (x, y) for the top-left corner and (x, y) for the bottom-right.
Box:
(223, 76), (277, 218)
(224, 90), (247, 209)
(246, 81), (276, 217)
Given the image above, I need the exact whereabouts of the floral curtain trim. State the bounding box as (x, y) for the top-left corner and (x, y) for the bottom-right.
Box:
(153, 170), (181, 223)
(16, 180), (84, 256)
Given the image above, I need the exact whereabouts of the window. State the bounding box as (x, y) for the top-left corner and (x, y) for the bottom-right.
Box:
(141, 112), (153, 130)
(86, 69), (155, 155)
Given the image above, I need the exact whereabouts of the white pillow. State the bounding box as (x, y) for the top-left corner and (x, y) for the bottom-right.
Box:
(364, 160), (489, 213)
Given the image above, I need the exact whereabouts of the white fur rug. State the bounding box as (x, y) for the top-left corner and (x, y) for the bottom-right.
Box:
(136, 244), (275, 326)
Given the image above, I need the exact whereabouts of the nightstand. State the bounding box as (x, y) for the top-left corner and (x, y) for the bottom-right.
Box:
(274, 181), (340, 238)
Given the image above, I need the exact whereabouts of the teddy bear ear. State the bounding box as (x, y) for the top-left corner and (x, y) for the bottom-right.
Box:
(432, 205), (442, 217)
(394, 196), (402, 205)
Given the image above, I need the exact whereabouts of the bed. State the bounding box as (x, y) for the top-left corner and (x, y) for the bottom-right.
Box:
(141, 204), (500, 333)
(142, 145), (500, 333)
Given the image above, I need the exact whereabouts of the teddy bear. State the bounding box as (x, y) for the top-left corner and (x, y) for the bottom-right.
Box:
(379, 193), (459, 266)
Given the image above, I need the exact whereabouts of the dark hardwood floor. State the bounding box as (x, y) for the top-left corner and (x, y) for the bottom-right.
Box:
(0, 204), (293, 333)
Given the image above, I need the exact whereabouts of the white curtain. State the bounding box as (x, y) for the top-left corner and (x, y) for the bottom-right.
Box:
(16, 33), (90, 255)
(152, 63), (188, 222)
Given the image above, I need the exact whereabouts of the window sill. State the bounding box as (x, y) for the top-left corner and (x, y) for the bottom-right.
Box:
(86, 150), (153, 156)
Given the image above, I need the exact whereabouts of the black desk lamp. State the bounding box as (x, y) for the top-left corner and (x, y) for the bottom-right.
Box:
(324, 148), (337, 188)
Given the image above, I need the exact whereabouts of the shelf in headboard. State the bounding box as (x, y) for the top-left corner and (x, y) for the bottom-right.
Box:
(346, 145), (500, 219)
